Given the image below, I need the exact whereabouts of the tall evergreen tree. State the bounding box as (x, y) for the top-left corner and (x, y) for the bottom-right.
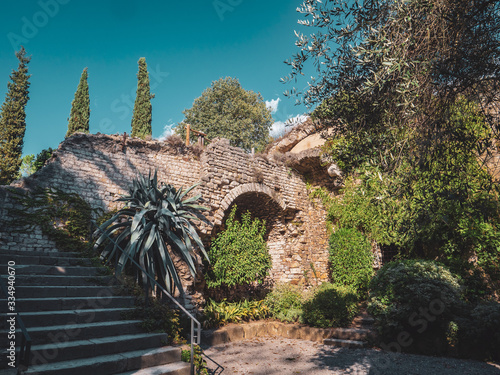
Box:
(131, 57), (154, 139)
(66, 67), (90, 138)
(0, 46), (31, 185)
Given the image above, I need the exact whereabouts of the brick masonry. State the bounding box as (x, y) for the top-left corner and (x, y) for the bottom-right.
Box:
(1, 132), (333, 287)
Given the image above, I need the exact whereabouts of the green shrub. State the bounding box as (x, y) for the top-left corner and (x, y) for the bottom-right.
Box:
(368, 260), (464, 354)
(445, 260), (494, 303)
(264, 283), (305, 323)
(302, 283), (359, 328)
(329, 227), (374, 294)
(457, 301), (500, 360)
(206, 205), (271, 288)
(202, 298), (268, 328)
(181, 345), (209, 375)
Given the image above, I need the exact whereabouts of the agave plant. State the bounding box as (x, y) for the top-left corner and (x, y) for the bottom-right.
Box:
(94, 171), (209, 294)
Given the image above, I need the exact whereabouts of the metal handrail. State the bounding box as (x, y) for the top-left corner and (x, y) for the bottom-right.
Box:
(202, 351), (224, 374)
(0, 276), (32, 369)
(90, 221), (201, 375)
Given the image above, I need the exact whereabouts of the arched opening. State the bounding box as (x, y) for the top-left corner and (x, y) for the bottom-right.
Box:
(209, 187), (291, 300)
(212, 191), (285, 239)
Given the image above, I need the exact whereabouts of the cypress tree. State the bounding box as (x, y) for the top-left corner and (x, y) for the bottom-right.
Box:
(0, 47), (31, 185)
(66, 67), (90, 138)
(131, 57), (154, 139)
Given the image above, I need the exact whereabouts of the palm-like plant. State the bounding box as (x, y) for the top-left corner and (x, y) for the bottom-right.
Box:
(94, 171), (209, 294)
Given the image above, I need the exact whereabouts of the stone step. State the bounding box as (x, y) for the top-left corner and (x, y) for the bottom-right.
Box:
(15, 285), (119, 298)
(350, 309), (375, 328)
(1, 274), (114, 286)
(10, 319), (144, 345)
(0, 254), (93, 267)
(330, 327), (375, 341)
(2, 295), (135, 312)
(22, 346), (183, 375)
(0, 250), (82, 258)
(115, 362), (191, 375)
(8, 264), (104, 277)
(19, 307), (134, 327)
(323, 338), (367, 348)
(28, 332), (168, 366)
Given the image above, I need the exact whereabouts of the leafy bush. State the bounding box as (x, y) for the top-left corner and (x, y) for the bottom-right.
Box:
(206, 205), (271, 288)
(368, 260), (464, 354)
(94, 171), (208, 294)
(181, 345), (209, 375)
(329, 227), (374, 294)
(302, 283), (359, 328)
(202, 299), (268, 328)
(264, 283), (305, 323)
(457, 301), (500, 360)
(445, 260), (494, 304)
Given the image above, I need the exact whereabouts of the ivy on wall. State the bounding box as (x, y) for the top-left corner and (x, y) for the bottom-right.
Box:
(9, 187), (94, 253)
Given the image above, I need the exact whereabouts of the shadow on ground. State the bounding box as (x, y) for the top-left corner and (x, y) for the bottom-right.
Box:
(203, 337), (500, 375)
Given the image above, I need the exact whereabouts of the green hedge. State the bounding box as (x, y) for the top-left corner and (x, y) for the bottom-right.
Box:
(206, 206), (271, 289)
(264, 283), (305, 323)
(366, 259), (500, 358)
(302, 283), (359, 328)
(329, 227), (374, 294)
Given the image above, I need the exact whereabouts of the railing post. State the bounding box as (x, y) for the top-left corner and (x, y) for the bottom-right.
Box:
(186, 123), (190, 146)
(190, 320), (195, 375)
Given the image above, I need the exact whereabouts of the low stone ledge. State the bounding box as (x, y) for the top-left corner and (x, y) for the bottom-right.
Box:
(201, 321), (336, 347)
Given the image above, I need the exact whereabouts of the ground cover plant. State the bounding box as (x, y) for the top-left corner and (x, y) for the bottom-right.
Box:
(202, 298), (268, 328)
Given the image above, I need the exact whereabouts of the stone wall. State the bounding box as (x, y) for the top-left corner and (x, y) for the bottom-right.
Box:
(0, 186), (60, 252)
(2, 132), (332, 287)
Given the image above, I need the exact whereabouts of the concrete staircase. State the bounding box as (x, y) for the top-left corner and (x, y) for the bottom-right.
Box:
(0, 250), (190, 375)
(323, 307), (376, 349)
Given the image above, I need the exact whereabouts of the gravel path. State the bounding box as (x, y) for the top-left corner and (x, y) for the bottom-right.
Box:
(203, 337), (500, 375)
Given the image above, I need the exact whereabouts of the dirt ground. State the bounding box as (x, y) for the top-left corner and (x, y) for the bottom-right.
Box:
(202, 337), (500, 375)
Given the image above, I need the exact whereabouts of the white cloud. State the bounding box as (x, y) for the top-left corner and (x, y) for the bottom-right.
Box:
(265, 97), (281, 114)
(158, 120), (177, 141)
(270, 121), (287, 139)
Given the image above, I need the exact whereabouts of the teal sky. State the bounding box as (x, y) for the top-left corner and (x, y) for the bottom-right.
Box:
(0, 0), (312, 156)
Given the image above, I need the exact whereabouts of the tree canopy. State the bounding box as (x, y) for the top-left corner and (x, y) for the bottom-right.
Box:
(285, 0), (500, 271)
(176, 77), (273, 151)
(66, 67), (90, 138)
(131, 57), (154, 139)
(0, 46), (31, 185)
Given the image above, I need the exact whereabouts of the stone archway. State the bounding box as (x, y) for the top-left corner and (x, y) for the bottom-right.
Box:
(211, 183), (291, 284)
(213, 183), (287, 226)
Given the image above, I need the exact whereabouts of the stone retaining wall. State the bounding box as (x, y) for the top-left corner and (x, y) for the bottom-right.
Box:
(201, 321), (375, 346)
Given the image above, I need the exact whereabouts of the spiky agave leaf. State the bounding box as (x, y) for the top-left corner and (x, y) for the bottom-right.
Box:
(93, 170), (209, 294)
